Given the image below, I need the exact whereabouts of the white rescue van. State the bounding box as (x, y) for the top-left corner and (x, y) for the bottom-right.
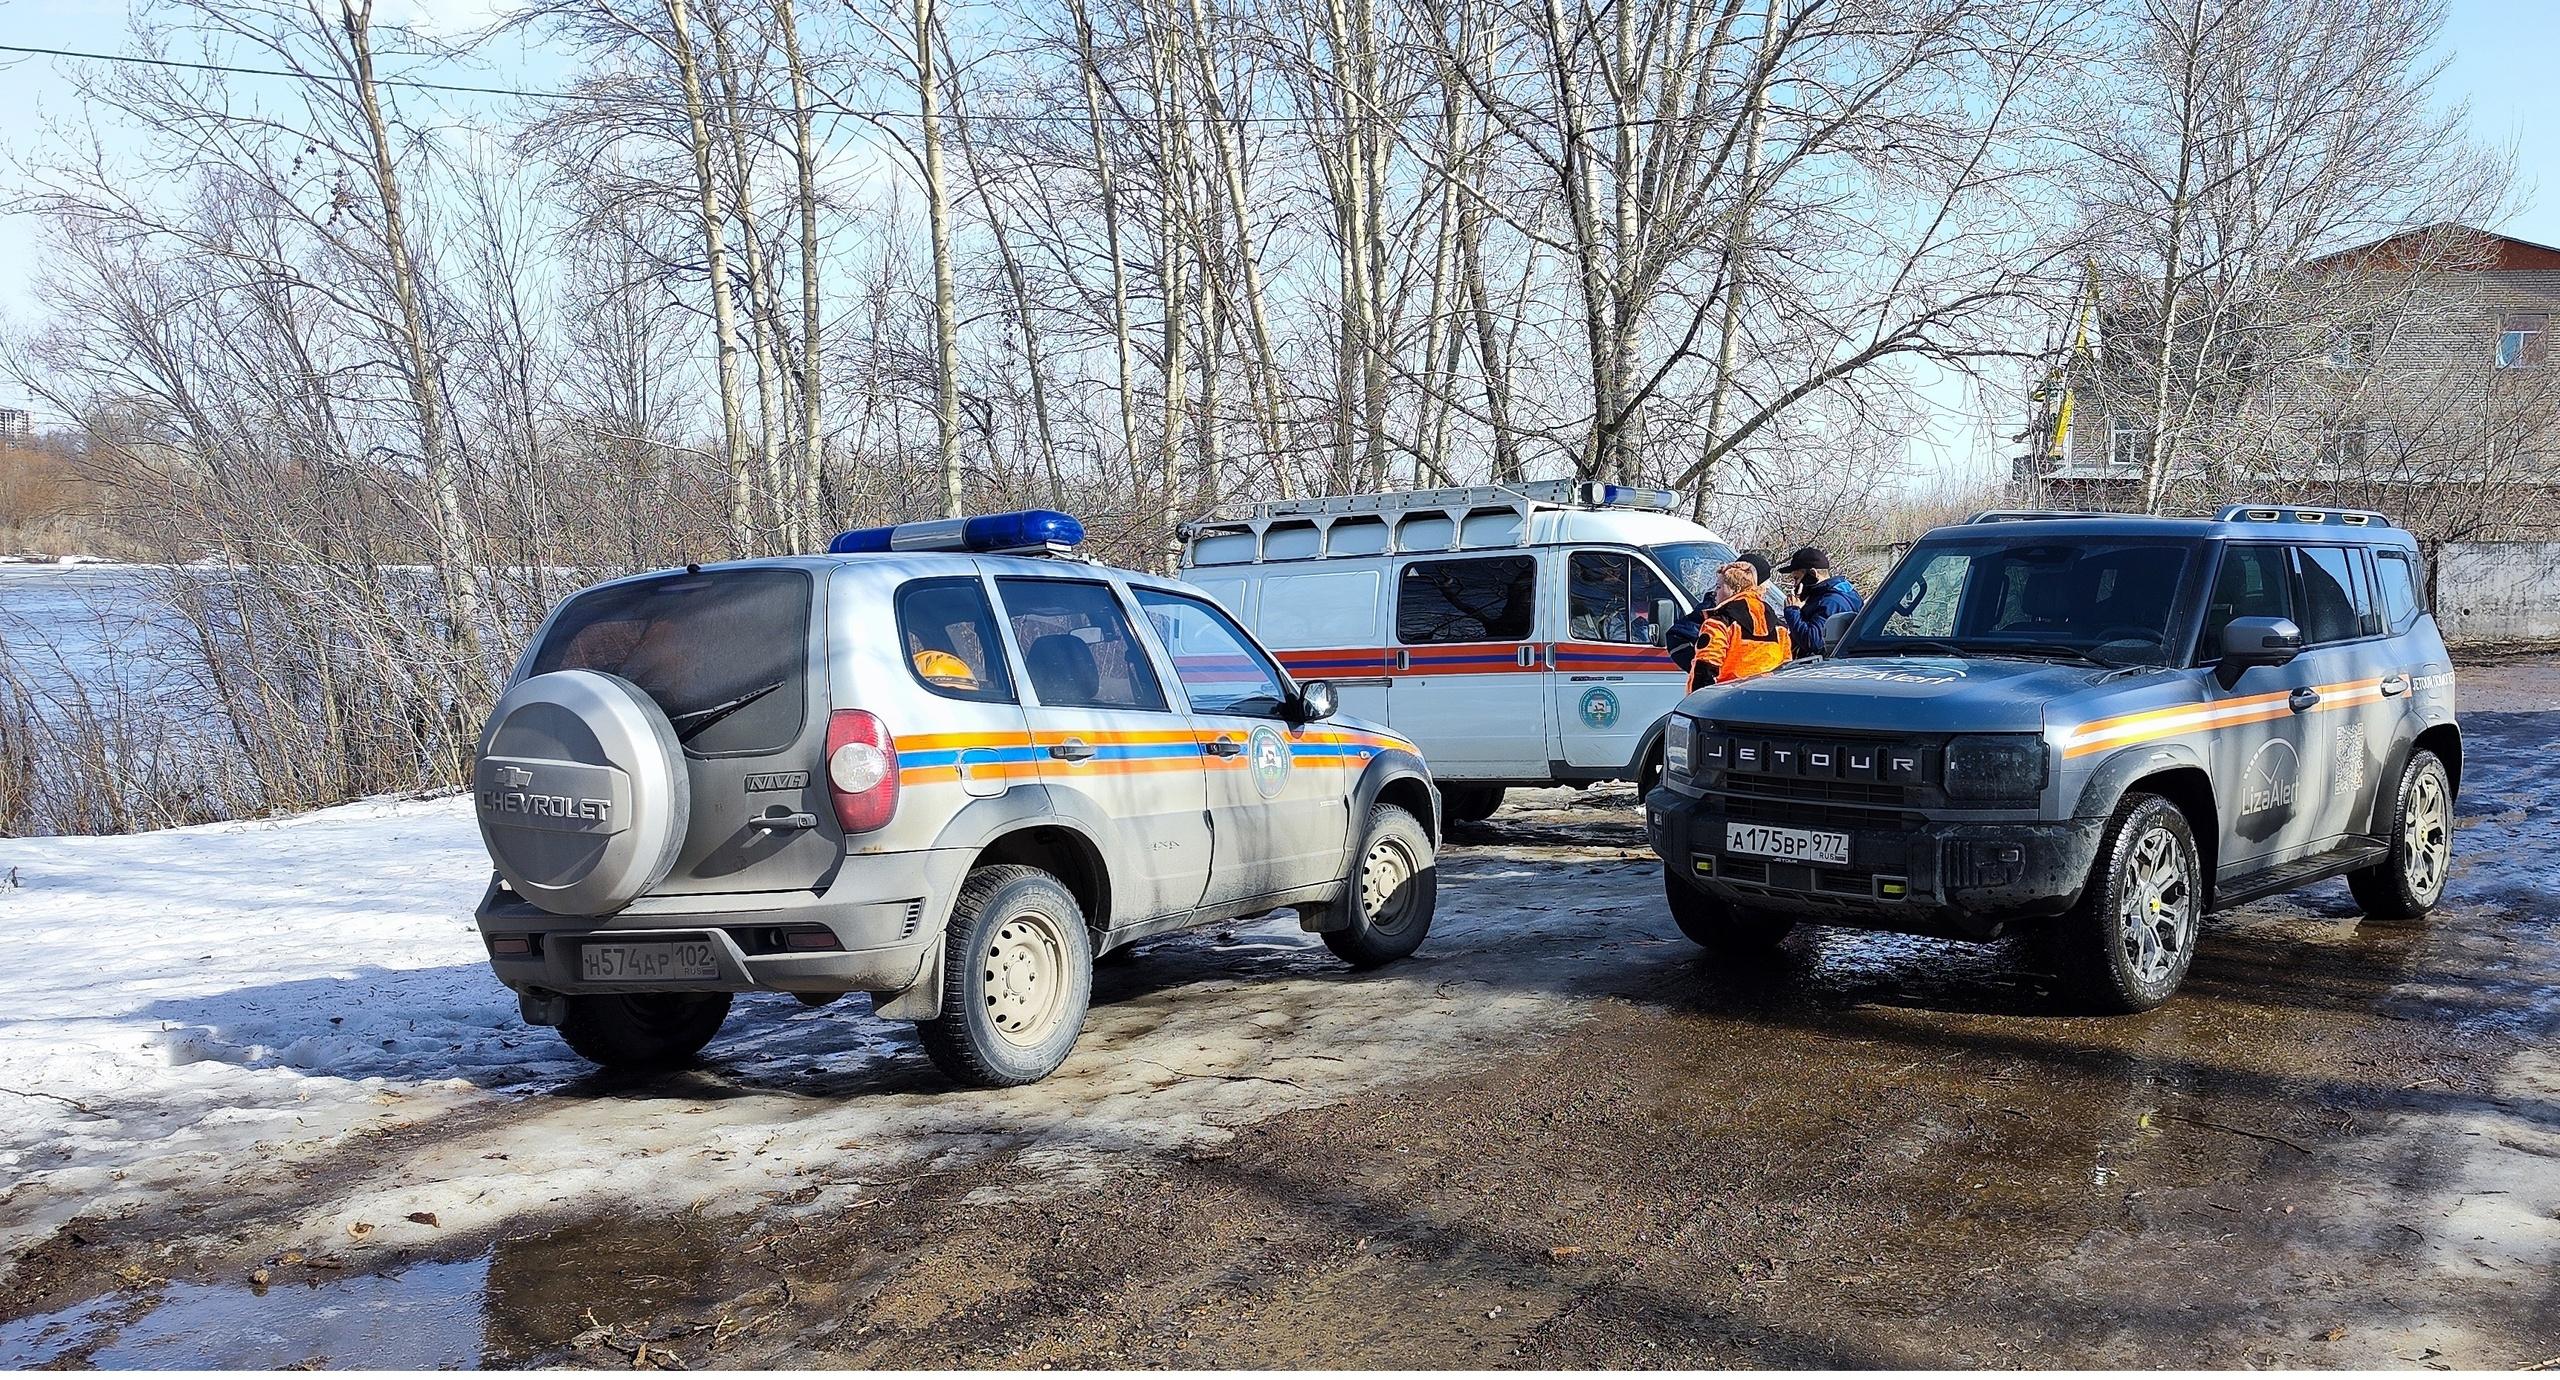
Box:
(1180, 481), (1737, 821)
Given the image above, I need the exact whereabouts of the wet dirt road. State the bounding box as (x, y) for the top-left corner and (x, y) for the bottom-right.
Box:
(4, 666), (2556, 1368)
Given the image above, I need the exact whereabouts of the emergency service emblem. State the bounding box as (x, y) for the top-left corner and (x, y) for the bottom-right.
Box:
(1248, 724), (1290, 798)
(1578, 686), (1621, 729)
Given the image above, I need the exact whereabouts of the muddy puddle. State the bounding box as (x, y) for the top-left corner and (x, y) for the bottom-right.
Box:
(1, 674), (2552, 1367)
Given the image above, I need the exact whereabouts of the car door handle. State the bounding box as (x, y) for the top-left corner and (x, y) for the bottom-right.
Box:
(2288, 687), (2321, 713)
(2380, 674), (2409, 697)
(1205, 737), (1245, 758)
(750, 809), (818, 832)
(1048, 738), (1097, 762)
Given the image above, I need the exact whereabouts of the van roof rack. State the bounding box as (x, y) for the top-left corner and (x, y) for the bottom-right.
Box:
(2214, 504), (2392, 528)
(1962, 509), (2124, 524)
(1233, 479), (1678, 523)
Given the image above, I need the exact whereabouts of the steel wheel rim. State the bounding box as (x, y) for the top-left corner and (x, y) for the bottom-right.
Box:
(982, 911), (1070, 1046)
(1360, 835), (1419, 934)
(2405, 768), (2451, 903)
(2117, 825), (2196, 988)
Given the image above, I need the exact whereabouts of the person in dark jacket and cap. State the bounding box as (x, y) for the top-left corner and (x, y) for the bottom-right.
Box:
(1777, 546), (1863, 657)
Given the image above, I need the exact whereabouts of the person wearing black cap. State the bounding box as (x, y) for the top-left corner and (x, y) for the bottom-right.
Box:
(1776, 546), (1864, 657)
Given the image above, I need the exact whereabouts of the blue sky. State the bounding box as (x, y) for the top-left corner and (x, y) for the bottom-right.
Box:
(1, 0), (2555, 484)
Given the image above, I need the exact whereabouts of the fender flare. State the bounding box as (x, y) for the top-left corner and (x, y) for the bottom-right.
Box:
(2365, 718), (2459, 836)
(1350, 748), (1440, 851)
(922, 784), (1118, 925)
(1623, 713), (1672, 785)
(2070, 738), (2214, 824)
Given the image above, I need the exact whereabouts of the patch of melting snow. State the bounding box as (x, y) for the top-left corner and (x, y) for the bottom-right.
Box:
(0, 1260), (487, 1369)
(0, 787), (1649, 1270)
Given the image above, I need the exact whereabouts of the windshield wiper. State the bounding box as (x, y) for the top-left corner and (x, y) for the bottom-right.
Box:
(1848, 638), (1965, 657)
(1960, 641), (2111, 666)
(672, 679), (786, 742)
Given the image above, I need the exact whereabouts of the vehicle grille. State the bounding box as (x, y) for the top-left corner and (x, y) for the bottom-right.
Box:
(1724, 772), (1911, 807)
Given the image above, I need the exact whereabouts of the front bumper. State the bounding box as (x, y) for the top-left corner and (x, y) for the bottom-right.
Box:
(1644, 786), (2104, 939)
(473, 847), (976, 998)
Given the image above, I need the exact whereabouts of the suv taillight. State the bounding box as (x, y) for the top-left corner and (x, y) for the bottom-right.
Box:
(824, 709), (898, 833)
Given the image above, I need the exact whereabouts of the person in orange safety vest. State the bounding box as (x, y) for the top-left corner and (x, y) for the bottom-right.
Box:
(1681, 560), (1793, 691)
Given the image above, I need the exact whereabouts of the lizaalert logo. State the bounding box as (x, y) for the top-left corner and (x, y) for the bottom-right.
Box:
(1578, 686), (1621, 729)
(2239, 737), (2300, 840)
(1248, 724), (1291, 798)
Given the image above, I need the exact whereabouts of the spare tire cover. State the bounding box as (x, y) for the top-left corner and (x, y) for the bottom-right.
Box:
(474, 669), (691, 916)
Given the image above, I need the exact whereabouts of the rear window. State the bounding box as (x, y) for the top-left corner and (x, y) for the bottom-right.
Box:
(528, 568), (812, 755)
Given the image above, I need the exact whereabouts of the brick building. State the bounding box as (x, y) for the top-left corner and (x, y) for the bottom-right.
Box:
(2018, 225), (2560, 537)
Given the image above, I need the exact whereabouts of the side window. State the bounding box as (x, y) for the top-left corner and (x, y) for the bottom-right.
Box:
(1565, 551), (1667, 645)
(993, 578), (1168, 712)
(1255, 569), (1381, 649)
(1132, 588), (1289, 716)
(895, 577), (1016, 703)
(1876, 550), (1974, 639)
(2294, 546), (2366, 645)
(2374, 549), (2422, 631)
(2200, 545), (2292, 661)
(1397, 555), (1537, 644)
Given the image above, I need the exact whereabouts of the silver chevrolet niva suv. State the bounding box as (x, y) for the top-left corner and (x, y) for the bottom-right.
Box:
(1647, 505), (2459, 1012)
(472, 511), (1439, 1086)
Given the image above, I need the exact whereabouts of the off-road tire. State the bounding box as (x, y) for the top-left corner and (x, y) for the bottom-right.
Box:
(1662, 868), (1795, 954)
(557, 991), (733, 1070)
(1323, 803), (1438, 968)
(1442, 785), (1506, 824)
(2057, 793), (2202, 1013)
(918, 865), (1094, 1088)
(2348, 749), (2454, 922)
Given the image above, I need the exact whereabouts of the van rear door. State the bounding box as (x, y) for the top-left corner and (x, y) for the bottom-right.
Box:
(523, 566), (841, 897)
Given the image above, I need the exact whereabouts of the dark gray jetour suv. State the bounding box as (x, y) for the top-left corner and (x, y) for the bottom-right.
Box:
(1644, 506), (2460, 1011)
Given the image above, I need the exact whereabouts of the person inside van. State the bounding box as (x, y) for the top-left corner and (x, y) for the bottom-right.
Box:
(1677, 561), (1793, 691)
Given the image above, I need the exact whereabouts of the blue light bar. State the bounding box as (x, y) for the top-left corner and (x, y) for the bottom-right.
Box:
(1583, 483), (1678, 511)
(828, 509), (1086, 556)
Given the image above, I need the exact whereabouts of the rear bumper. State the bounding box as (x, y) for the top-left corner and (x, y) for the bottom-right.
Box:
(473, 848), (975, 997)
(1644, 787), (2103, 939)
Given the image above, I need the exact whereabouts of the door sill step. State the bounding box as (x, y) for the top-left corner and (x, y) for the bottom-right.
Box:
(2216, 837), (2387, 909)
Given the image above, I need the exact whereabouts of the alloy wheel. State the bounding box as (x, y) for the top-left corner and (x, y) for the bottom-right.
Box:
(2405, 767), (2451, 904)
(2117, 825), (2196, 989)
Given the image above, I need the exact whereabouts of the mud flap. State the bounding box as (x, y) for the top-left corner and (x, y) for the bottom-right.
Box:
(517, 988), (569, 1028)
(1295, 896), (1353, 933)
(870, 941), (944, 1021)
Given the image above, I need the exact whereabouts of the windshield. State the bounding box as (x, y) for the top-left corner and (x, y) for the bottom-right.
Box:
(1649, 540), (1740, 605)
(1846, 537), (2199, 665)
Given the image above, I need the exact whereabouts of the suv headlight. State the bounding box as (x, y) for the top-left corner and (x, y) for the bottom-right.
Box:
(1663, 716), (1692, 781)
(1944, 735), (2048, 802)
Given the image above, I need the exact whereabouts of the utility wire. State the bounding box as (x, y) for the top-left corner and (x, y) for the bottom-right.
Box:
(0, 38), (1722, 134)
(0, 40), (1420, 129)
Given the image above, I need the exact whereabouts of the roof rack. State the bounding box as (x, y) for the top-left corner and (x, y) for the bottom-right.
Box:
(1962, 509), (2125, 524)
(2214, 504), (2392, 528)
(1233, 479), (1677, 523)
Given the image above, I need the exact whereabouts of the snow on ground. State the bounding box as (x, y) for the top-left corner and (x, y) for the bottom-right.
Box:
(0, 789), (1647, 1272)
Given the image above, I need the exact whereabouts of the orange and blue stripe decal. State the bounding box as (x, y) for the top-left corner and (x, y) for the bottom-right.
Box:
(895, 725), (1412, 783)
(1551, 641), (1680, 674)
(2059, 675), (2391, 759)
(1274, 642), (1679, 677)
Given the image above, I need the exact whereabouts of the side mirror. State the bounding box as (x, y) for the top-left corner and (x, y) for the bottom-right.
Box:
(1821, 610), (1855, 657)
(1291, 679), (1338, 723)
(1649, 598), (1678, 646)
(2217, 616), (2303, 684)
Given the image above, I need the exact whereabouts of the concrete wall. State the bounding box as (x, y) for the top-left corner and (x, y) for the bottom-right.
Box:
(2437, 542), (2560, 644)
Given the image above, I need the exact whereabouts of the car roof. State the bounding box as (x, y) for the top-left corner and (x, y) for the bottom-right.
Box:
(1918, 514), (2420, 549)
(582, 551), (1201, 588)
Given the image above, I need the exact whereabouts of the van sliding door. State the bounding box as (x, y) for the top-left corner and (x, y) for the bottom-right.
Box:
(1386, 554), (1553, 781)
